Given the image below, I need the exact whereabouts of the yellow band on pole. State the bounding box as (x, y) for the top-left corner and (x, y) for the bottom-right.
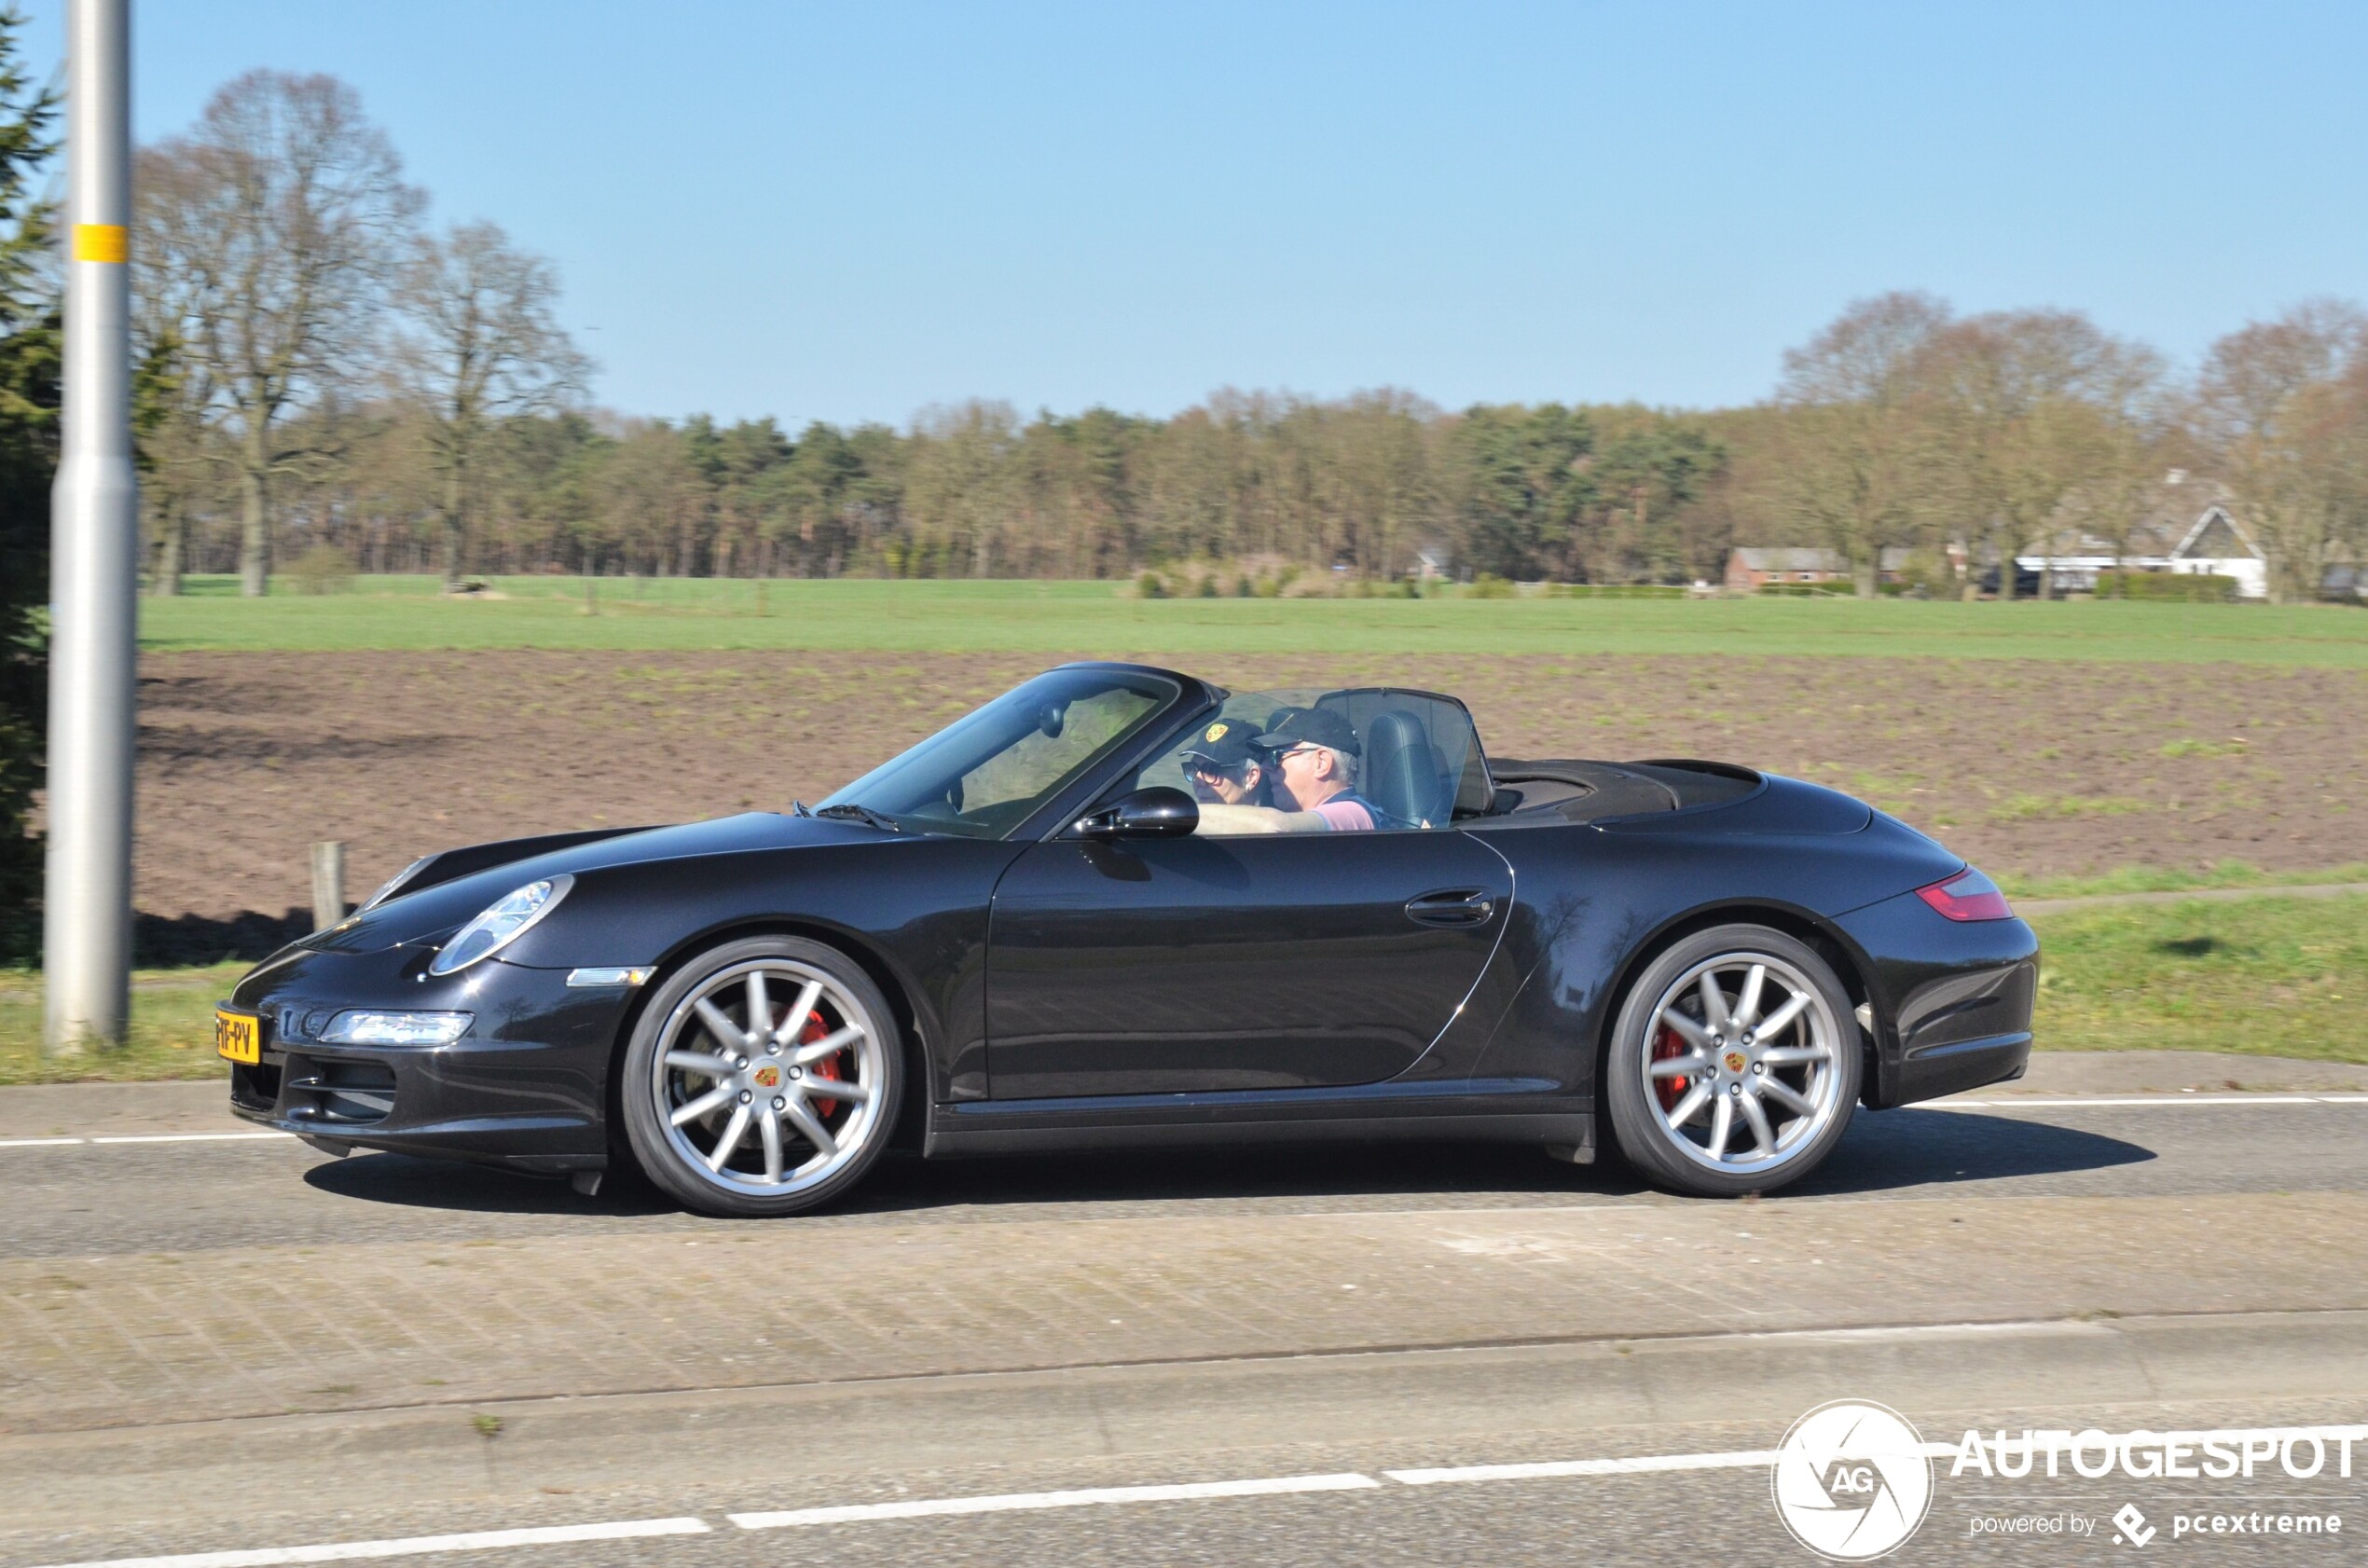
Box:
(73, 222), (128, 263)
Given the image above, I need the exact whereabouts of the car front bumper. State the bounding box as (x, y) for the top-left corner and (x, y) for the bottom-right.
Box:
(224, 944), (631, 1172)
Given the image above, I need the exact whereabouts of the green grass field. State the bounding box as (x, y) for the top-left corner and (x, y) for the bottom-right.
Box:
(2031, 893), (2368, 1062)
(1996, 862), (2368, 901)
(0, 962), (244, 1085)
(7, 890), (2361, 1083)
(136, 574), (2368, 665)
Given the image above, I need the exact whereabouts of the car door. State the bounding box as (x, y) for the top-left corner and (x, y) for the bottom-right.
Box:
(984, 828), (1513, 1099)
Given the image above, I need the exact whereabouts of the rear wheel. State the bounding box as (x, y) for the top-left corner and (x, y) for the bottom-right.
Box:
(1604, 925), (1859, 1197)
(619, 936), (902, 1217)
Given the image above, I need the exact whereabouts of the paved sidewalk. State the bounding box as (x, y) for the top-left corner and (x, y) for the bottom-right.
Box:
(6, 1187), (2361, 1437)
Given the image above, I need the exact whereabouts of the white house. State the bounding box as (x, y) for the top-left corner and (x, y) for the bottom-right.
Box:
(2017, 503), (2268, 600)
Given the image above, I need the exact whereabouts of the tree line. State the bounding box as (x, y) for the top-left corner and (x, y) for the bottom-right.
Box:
(129, 72), (2368, 605)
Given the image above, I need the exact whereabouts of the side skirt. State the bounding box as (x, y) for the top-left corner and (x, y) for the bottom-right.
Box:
(924, 1081), (1593, 1162)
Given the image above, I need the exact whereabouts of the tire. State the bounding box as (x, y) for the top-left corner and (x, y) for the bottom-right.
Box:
(1603, 925), (1860, 1198)
(619, 936), (903, 1217)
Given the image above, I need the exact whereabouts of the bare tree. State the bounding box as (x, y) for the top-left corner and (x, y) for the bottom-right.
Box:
(905, 401), (1022, 576)
(2194, 300), (2368, 603)
(597, 420), (706, 575)
(1314, 389), (1438, 579)
(1919, 309), (2162, 601)
(389, 220), (591, 584)
(1771, 292), (1950, 598)
(130, 146), (224, 596)
(140, 72), (419, 596)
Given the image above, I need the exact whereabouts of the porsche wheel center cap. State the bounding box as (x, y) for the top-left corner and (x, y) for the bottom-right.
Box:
(1723, 1050), (1748, 1074)
(751, 1064), (782, 1090)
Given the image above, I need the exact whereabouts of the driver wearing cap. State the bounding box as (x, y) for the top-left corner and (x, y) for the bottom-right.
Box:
(1195, 708), (1386, 833)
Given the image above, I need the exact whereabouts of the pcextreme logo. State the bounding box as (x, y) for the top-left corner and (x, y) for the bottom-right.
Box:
(1772, 1400), (1936, 1561)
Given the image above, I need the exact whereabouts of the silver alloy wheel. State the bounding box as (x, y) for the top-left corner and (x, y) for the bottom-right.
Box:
(649, 957), (888, 1198)
(1639, 952), (1846, 1178)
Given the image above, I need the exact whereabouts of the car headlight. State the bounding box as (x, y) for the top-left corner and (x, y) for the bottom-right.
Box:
(319, 1010), (475, 1046)
(428, 874), (572, 975)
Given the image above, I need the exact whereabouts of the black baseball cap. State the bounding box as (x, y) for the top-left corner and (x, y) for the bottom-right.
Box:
(1180, 716), (1267, 769)
(1255, 706), (1362, 757)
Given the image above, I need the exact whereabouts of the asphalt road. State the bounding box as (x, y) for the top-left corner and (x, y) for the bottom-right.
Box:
(0, 1093), (2361, 1260)
(4, 1068), (2365, 1567)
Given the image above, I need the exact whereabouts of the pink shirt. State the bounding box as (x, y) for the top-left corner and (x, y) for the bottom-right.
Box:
(1313, 798), (1376, 832)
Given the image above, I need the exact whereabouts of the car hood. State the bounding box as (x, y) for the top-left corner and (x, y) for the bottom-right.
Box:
(297, 813), (892, 956)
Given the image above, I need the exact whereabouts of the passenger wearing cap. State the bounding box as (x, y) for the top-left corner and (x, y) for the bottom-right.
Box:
(1178, 717), (1273, 807)
(1194, 707), (1386, 833)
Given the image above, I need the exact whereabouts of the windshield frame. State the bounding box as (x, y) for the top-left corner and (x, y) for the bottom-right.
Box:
(818, 664), (1207, 842)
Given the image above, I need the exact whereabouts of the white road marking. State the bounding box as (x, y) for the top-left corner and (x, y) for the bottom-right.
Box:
(33, 1420), (2368, 1564)
(1388, 1424), (2368, 1486)
(1386, 1443), (1956, 1484)
(91, 1132), (298, 1145)
(1932, 1094), (2346, 1109)
(728, 1472), (1383, 1530)
(1676, 1316), (2118, 1343)
(26, 1517), (710, 1568)
(0, 1132), (295, 1148)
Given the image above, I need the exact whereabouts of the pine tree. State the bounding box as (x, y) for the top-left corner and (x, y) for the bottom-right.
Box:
(0, 6), (60, 962)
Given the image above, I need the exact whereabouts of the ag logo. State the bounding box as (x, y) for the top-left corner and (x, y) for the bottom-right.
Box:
(1771, 1400), (1934, 1561)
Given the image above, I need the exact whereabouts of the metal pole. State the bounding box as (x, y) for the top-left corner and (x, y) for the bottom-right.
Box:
(43, 0), (137, 1055)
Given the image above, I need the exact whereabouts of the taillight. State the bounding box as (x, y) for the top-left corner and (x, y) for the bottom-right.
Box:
(1916, 866), (2014, 922)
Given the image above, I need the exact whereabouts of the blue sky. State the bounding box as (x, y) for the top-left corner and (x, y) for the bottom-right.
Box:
(18, 2), (2368, 427)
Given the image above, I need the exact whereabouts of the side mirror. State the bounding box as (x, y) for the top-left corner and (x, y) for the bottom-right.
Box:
(1075, 786), (1199, 841)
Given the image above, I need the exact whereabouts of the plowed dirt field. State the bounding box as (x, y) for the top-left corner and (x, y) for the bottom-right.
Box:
(126, 650), (2367, 953)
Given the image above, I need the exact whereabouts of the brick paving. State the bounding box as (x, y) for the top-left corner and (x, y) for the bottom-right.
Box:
(5, 1190), (2361, 1437)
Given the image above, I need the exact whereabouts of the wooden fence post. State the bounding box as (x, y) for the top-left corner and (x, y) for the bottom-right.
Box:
(310, 841), (347, 932)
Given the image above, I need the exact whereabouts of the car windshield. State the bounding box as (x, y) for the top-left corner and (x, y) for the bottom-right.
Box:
(819, 667), (1178, 839)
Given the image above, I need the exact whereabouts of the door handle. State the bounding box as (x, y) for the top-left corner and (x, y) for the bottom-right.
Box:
(1405, 889), (1495, 927)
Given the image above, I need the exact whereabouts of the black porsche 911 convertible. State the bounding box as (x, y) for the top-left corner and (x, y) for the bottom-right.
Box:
(220, 662), (2037, 1215)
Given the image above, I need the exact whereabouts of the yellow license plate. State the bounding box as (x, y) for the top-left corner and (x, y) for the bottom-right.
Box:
(215, 1009), (260, 1065)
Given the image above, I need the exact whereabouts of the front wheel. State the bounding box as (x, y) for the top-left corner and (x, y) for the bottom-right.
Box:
(1604, 925), (1860, 1197)
(619, 936), (903, 1217)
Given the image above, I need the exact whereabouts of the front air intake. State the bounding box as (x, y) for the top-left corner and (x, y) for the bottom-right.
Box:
(282, 1056), (399, 1123)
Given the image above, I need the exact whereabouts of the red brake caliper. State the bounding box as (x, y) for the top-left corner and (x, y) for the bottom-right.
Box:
(799, 1010), (846, 1109)
(1650, 1024), (1691, 1113)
